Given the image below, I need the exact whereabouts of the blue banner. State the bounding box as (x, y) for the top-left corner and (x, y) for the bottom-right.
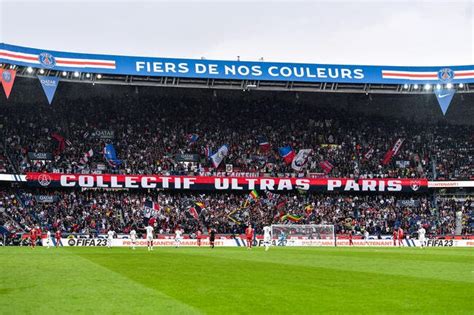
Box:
(278, 146), (295, 165)
(1, 43), (473, 84)
(278, 146), (293, 157)
(37, 75), (59, 104)
(103, 144), (122, 167)
(434, 89), (455, 115)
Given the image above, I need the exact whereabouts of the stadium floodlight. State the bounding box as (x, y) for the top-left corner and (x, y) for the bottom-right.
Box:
(62, 71), (67, 77)
(403, 84), (409, 89)
(39, 69), (45, 74)
(446, 83), (453, 89)
(73, 71), (80, 78)
(27, 67), (33, 73)
(424, 84), (431, 90)
(413, 84), (419, 90)
(436, 84), (441, 90)
(10, 65), (15, 69)
(85, 73), (91, 78)
(459, 83), (464, 88)
(96, 74), (102, 79)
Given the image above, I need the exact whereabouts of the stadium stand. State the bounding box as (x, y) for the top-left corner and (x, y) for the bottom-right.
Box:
(1, 185), (472, 239)
(0, 87), (472, 180)
(0, 51), (472, 246)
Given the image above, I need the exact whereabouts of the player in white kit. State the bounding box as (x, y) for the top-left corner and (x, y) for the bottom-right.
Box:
(418, 226), (426, 249)
(263, 225), (272, 251)
(145, 225), (154, 251)
(130, 229), (137, 250)
(174, 228), (183, 248)
(107, 230), (115, 248)
(46, 230), (52, 249)
(364, 230), (370, 246)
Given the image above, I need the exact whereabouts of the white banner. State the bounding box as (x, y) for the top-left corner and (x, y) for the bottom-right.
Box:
(291, 149), (312, 171)
(210, 145), (229, 168)
(428, 181), (474, 188)
(45, 238), (234, 247)
(42, 238), (474, 247)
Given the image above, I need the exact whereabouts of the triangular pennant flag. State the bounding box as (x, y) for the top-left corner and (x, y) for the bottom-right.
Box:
(38, 76), (60, 105)
(1, 69), (16, 99)
(434, 88), (455, 115)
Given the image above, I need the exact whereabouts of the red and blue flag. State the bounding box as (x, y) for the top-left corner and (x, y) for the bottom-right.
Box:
(278, 146), (295, 165)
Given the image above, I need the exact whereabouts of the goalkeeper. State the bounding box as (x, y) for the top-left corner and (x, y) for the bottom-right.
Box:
(278, 230), (287, 246)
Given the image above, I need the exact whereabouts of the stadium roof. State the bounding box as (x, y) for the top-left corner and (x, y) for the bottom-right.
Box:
(1, 43), (473, 94)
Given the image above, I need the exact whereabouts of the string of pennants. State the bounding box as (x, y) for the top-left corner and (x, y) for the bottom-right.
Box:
(0, 69), (59, 105)
(0, 69), (457, 114)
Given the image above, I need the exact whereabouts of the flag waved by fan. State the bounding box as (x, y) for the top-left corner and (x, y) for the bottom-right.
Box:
(143, 200), (160, 218)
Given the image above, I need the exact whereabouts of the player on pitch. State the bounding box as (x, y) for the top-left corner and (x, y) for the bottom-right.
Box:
(418, 225), (426, 249)
(364, 229), (369, 246)
(145, 224), (154, 251)
(55, 230), (61, 247)
(398, 227), (404, 247)
(245, 224), (254, 249)
(209, 228), (216, 249)
(348, 230), (354, 246)
(107, 229), (115, 248)
(393, 227), (398, 246)
(263, 225), (272, 251)
(174, 227), (183, 248)
(46, 229), (52, 249)
(130, 228), (137, 250)
(196, 228), (202, 247)
(54, 230), (61, 247)
(30, 227), (37, 249)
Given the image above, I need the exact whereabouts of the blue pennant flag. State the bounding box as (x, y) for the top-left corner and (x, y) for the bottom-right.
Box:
(434, 89), (455, 115)
(38, 76), (60, 105)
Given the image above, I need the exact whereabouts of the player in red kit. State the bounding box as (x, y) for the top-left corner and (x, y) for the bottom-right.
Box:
(393, 228), (398, 246)
(196, 229), (202, 247)
(245, 225), (254, 249)
(348, 231), (354, 246)
(55, 230), (61, 247)
(398, 227), (404, 247)
(30, 228), (37, 248)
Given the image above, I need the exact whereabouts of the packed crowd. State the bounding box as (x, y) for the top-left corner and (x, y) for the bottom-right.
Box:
(1, 188), (472, 237)
(0, 94), (472, 180)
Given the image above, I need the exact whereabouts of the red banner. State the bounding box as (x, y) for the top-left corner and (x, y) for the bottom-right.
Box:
(26, 172), (428, 193)
(382, 138), (404, 165)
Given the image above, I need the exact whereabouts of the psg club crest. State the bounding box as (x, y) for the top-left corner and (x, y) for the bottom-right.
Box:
(38, 174), (52, 187)
(39, 52), (56, 68)
(2, 70), (12, 83)
(438, 68), (454, 82)
(410, 180), (421, 191)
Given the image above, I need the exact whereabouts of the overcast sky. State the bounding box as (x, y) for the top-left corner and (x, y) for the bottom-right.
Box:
(1, 0), (472, 66)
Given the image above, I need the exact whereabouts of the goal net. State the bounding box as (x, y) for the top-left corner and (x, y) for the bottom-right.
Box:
(271, 224), (336, 247)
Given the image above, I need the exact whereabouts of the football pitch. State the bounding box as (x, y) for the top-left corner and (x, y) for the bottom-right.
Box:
(0, 247), (472, 314)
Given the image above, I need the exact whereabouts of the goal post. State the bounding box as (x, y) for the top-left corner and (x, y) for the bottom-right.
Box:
(271, 224), (336, 247)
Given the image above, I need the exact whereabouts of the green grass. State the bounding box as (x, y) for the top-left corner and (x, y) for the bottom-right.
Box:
(0, 247), (473, 314)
